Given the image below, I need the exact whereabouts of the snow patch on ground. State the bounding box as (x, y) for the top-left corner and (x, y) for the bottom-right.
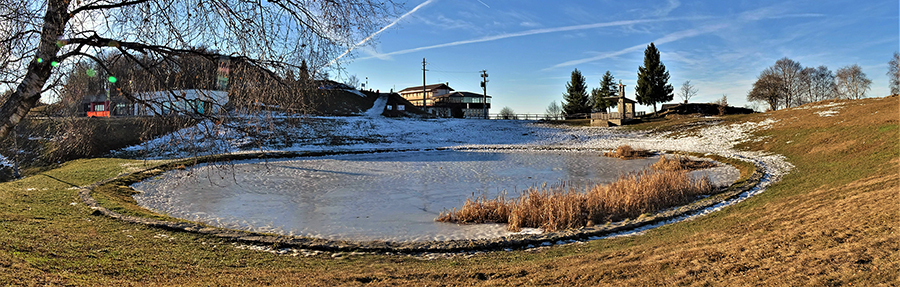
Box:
(794, 102), (844, 110)
(815, 110), (840, 117)
(793, 102), (845, 117)
(365, 94), (388, 117)
(122, 115), (792, 194)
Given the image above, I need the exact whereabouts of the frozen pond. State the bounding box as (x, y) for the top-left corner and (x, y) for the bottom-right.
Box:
(132, 150), (739, 242)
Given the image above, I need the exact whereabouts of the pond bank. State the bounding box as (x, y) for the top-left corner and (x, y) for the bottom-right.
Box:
(81, 147), (762, 253)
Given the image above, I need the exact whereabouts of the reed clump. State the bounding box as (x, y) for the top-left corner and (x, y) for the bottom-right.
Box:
(437, 157), (716, 232)
(435, 193), (510, 224)
(651, 154), (718, 171)
(604, 145), (654, 159)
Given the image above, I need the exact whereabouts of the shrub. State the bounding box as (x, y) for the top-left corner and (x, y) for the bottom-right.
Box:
(651, 154), (718, 171)
(604, 145), (654, 159)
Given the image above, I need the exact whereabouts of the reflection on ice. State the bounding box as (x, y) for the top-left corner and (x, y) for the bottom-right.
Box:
(132, 150), (738, 242)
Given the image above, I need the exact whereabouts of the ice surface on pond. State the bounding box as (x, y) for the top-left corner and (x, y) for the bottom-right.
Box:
(132, 150), (739, 242)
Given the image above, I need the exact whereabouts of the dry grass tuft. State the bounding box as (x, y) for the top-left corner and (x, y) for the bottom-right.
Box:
(437, 157), (715, 232)
(435, 193), (510, 224)
(651, 154), (718, 171)
(604, 145), (654, 159)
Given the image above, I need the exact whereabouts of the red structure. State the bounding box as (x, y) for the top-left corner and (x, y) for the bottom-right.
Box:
(86, 100), (111, 117)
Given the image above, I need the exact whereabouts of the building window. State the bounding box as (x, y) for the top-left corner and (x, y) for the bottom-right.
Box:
(387, 105), (393, 110)
(397, 105), (405, 111)
(94, 104), (105, 112)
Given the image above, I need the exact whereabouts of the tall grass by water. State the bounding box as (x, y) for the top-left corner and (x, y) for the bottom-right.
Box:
(603, 144), (654, 159)
(437, 155), (715, 232)
(651, 154), (719, 171)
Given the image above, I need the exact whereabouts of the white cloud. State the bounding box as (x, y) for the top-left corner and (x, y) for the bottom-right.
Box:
(654, 0), (681, 17)
(519, 21), (541, 28)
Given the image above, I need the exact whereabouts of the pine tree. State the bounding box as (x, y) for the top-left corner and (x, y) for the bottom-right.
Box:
(562, 68), (590, 116)
(635, 43), (674, 113)
(593, 71), (616, 112)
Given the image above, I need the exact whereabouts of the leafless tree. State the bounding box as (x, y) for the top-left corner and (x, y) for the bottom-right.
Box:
(809, 65), (836, 102)
(797, 67), (815, 106)
(747, 68), (785, 111)
(0, 0), (397, 140)
(713, 94), (727, 115)
(771, 57), (803, 108)
(835, 64), (872, 100)
(678, 80), (698, 104)
(888, 52), (899, 95)
(545, 101), (562, 120)
(499, 106), (517, 120)
(344, 74), (361, 90)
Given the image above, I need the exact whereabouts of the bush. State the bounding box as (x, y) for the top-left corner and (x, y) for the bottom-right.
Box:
(651, 154), (718, 171)
(604, 145), (653, 159)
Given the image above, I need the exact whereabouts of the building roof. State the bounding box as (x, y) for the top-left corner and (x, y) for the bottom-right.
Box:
(433, 91), (490, 98)
(618, 97), (637, 104)
(603, 96), (637, 104)
(397, 83), (454, 94)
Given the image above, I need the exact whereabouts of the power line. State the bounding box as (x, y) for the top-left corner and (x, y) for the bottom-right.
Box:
(429, 69), (480, 74)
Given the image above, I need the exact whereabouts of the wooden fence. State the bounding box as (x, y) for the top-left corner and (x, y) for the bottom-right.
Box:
(488, 114), (563, 120)
(487, 111), (645, 121)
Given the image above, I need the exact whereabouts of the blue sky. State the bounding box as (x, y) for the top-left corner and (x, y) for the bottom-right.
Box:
(335, 0), (898, 114)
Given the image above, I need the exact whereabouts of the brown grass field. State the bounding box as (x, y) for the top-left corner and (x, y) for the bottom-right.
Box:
(0, 96), (897, 285)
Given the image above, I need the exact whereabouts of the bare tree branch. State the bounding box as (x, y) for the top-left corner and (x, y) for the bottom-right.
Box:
(0, 0), (398, 140)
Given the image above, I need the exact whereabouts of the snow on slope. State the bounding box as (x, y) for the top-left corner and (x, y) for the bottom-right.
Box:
(119, 115), (791, 186)
(345, 88), (368, 98)
(365, 95), (389, 117)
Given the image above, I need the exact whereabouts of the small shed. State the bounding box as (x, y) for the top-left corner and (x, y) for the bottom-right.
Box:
(590, 83), (642, 126)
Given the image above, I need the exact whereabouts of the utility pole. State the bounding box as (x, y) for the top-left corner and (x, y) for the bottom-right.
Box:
(480, 70), (488, 119)
(422, 58), (427, 113)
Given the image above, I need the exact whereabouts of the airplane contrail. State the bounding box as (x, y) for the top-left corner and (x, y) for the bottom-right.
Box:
(326, 0), (438, 67)
(364, 17), (705, 59)
(545, 23), (726, 70)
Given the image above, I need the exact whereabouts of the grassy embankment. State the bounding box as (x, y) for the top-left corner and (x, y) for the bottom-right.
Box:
(1, 97), (897, 285)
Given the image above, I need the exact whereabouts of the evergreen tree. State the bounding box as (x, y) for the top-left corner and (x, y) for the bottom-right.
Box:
(562, 68), (590, 116)
(593, 71), (616, 112)
(635, 42), (674, 113)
